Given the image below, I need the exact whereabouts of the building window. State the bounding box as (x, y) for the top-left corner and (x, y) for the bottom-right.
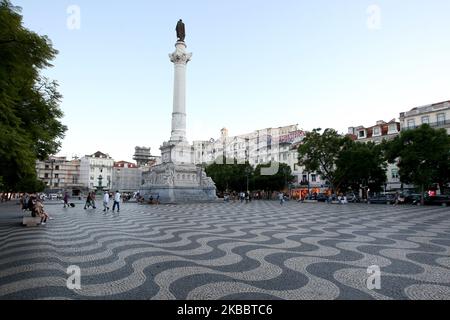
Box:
(302, 174), (307, 183)
(373, 127), (380, 136)
(437, 113), (446, 125)
(391, 169), (399, 179)
(45, 165), (49, 169)
(55, 165), (60, 170)
(388, 124), (397, 133)
(54, 174), (59, 178)
(44, 173), (49, 178)
(407, 119), (415, 129)
(54, 183), (59, 187)
(311, 174), (317, 182)
(421, 116), (429, 124)
(358, 130), (365, 138)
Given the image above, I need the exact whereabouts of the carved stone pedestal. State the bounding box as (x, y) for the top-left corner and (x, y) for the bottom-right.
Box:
(141, 162), (217, 204)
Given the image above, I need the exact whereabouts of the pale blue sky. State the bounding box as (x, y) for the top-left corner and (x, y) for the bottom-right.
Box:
(14, 0), (450, 162)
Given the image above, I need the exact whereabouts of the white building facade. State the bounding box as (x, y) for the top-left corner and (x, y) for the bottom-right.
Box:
(79, 151), (114, 191)
(193, 125), (326, 192)
(400, 100), (450, 134)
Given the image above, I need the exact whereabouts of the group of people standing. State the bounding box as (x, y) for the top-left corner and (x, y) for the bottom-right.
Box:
(84, 190), (121, 213)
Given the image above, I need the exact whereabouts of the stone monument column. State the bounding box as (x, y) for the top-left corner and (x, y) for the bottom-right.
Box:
(169, 41), (192, 143)
(140, 20), (217, 203)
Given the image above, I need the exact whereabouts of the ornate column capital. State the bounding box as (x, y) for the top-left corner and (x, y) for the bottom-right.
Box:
(169, 41), (192, 65)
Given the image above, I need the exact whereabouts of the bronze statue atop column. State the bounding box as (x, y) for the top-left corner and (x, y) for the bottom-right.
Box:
(176, 19), (185, 42)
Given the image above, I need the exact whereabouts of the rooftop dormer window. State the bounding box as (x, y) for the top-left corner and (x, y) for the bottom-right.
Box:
(358, 130), (366, 138)
(388, 123), (398, 134)
(373, 127), (381, 136)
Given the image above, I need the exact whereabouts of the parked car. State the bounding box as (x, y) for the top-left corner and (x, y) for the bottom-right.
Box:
(368, 194), (396, 204)
(424, 195), (450, 207)
(404, 193), (421, 205)
(316, 193), (329, 202)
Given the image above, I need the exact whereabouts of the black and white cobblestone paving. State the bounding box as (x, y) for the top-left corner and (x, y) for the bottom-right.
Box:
(0, 201), (449, 300)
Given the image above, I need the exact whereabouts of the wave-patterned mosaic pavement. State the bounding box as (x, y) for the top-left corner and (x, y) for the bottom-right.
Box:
(0, 201), (449, 300)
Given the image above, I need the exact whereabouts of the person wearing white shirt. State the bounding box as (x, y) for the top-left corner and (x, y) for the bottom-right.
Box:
(112, 190), (121, 213)
(103, 191), (110, 213)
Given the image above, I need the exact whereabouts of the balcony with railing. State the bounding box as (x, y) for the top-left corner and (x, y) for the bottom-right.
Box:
(403, 120), (450, 131)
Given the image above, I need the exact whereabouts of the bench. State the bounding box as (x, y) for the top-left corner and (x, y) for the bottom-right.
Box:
(22, 215), (41, 227)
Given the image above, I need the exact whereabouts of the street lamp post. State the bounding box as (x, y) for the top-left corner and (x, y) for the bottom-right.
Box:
(49, 158), (55, 189)
(307, 172), (310, 196)
(245, 167), (250, 193)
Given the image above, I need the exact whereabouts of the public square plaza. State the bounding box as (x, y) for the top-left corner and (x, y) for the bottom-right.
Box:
(0, 200), (449, 300)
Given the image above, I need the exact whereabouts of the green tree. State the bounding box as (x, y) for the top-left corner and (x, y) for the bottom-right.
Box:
(384, 124), (450, 205)
(253, 162), (294, 192)
(0, 0), (67, 192)
(205, 158), (253, 193)
(336, 140), (387, 196)
(297, 128), (349, 193)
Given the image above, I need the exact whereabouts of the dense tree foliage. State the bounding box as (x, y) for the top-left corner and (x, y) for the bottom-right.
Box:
(384, 124), (450, 204)
(205, 158), (253, 192)
(253, 162), (294, 192)
(0, 0), (67, 192)
(205, 159), (294, 193)
(298, 128), (388, 194)
(336, 140), (387, 194)
(297, 128), (349, 192)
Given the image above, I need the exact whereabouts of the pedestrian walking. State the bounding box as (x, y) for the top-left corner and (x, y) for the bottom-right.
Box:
(103, 191), (110, 213)
(112, 190), (121, 213)
(84, 193), (92, 210)
(278, 192), (285, 205)
(90, 192), (97, 209)
(63, 192), (69, 208)
(21, 193), (29, 211)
